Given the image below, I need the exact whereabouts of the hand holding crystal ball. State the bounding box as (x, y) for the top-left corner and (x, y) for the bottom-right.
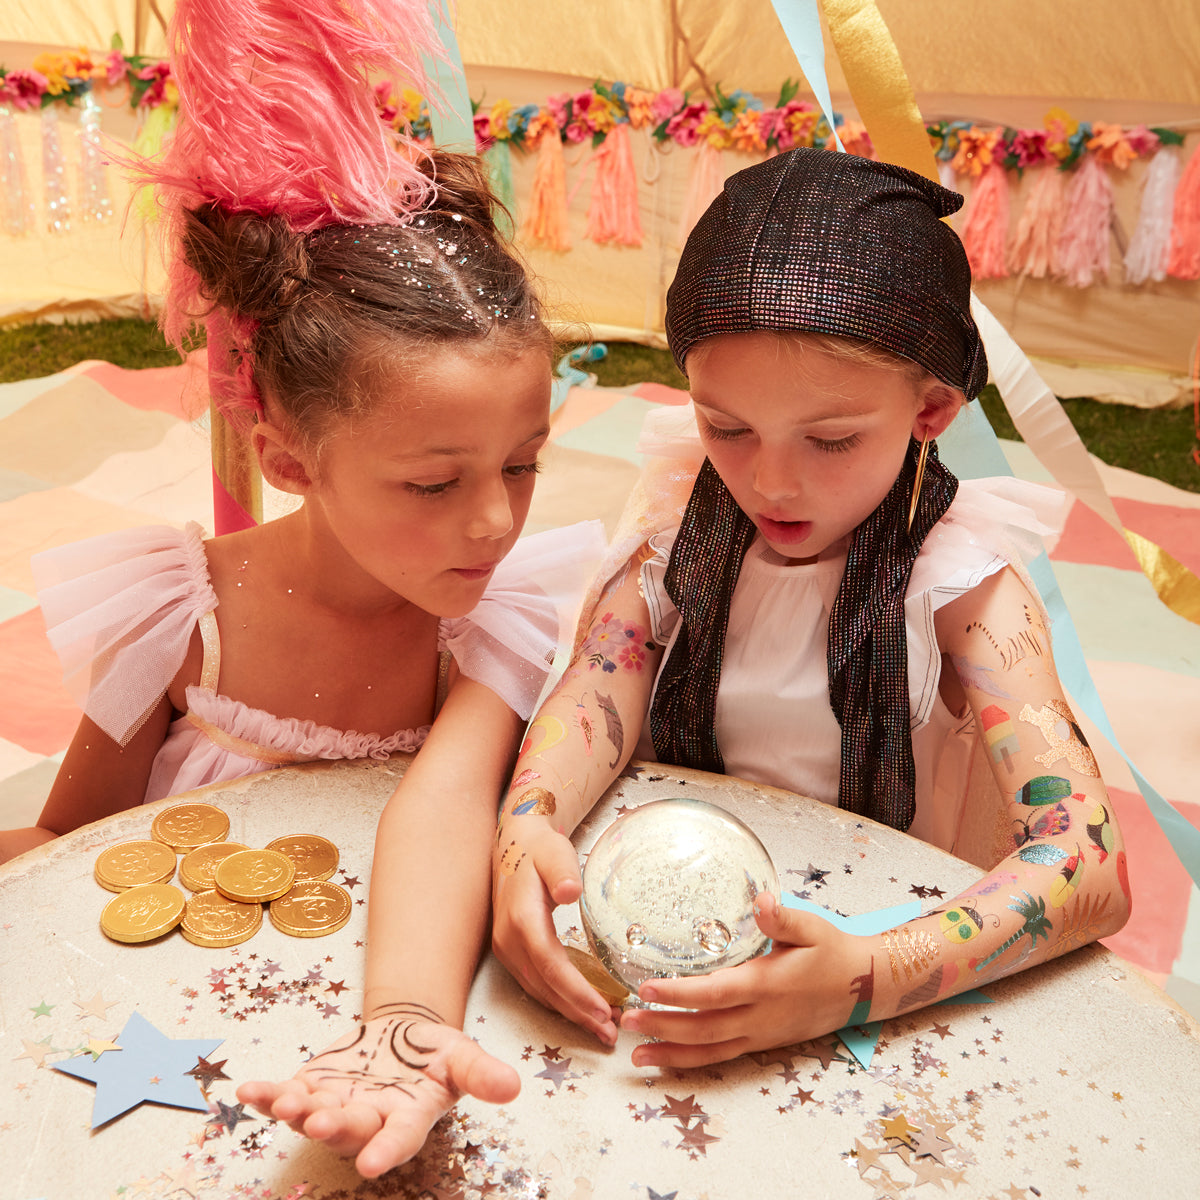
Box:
(579, 798), (780, 994)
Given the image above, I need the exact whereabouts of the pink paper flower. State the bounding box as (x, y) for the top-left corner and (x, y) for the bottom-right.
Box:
(1011, 129), (1053, 169)
(473, 111), (495, 152)
(105, 50), (127, 88)
(651, 87), (685, 126)
(0, 68), (49, 111)
(666, 101), (707, 148)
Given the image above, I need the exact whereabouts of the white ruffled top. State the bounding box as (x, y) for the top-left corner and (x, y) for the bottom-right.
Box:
(633, 404), (1069, 855)
(34, 521), (604, 805)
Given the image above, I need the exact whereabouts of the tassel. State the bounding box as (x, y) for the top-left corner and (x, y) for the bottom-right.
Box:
(1010, 165), (1065, 278)
(1056, 155), (1113, 287)
(586, 123), (642, 247)
(520, 128), (570, 251)
(677, 140), (726, 242)
(0, 105), (36, 236)
(1167, 144), (1200, 280)
(41, 105), (71, 233)
(482, 137), (515, 237)
(1125, 146), (1181, 284)
(77, 90), (113, 224)
(959, 159), (1010, 279)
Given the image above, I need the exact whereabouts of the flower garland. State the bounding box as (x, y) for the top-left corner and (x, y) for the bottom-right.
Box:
(0, 41), (176, 112)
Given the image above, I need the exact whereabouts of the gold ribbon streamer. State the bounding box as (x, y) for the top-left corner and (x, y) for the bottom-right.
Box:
(813, 0), (1200, 625)
(818, 0), (938, 183)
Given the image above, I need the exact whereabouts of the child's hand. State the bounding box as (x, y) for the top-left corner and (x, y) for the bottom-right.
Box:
(492, 819), (620, 1045)
(236, 1007), (519, 1178)
(618, 894), (860, 1068)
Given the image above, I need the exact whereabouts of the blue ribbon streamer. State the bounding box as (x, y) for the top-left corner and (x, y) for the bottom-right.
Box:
(425, 0), (473, 149)
(767, 0), (844, 151)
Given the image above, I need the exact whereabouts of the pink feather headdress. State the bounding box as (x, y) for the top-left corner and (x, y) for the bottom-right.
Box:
(145, 0), (446, 417)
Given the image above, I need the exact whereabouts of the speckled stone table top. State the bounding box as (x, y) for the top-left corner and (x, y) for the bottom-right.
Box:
(3, 757), (1197, 1200)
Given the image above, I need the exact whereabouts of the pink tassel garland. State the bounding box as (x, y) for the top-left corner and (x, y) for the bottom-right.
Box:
(520, 130), (570, 251)
(1009, 165), (1065, 279)
(1055, 155), (1113, 287)
(1167, 145), (1200, 280)
(1125, 147), (1180, 284)
(959, 160), (1010, 279)
(678, 141), (727, 243)
(586, 123), (642, 247)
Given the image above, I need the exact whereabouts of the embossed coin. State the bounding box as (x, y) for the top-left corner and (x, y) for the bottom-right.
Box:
(100, 883), (186, 943)
(180, 889), (264, 948)
(565, 944), (630, 1006)
(94, 840), (177, 892)
(268, 880), (352, 938)
(151, 802), (230, 851)
(265, 834), (339, 882)
(179, 841), (250, 891)
(214, 849), (296, 903)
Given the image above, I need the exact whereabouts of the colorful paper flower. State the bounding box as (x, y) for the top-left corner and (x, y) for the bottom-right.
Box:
(0, 68), (49, 111)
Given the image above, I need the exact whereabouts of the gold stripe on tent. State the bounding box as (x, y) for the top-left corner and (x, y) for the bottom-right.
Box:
(819, 0), (1200, 625)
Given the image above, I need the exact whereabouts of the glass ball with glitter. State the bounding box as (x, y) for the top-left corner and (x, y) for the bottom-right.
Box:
(579, 797), (779, 994)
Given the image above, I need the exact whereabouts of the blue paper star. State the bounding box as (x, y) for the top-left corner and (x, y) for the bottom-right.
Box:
(52, 1010), (223, 1128)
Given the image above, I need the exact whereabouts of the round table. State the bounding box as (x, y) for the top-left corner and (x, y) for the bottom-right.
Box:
(2, 757), (1197, 1199)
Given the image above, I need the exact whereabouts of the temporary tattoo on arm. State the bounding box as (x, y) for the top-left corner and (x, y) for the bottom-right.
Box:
(1085, 804), (1114, 860)
(521, 714), (569, 757)
(847, 958), (875, 1025)
(1048, 845), (1085, 908)
(936, 903), (996, 944)
(974, 891), (1051, 973)
(579, 612), (657, 674)
(966, 606), (1047, 672)
(1045, 892), (1113, 959)
(979, 704), (1021, 772)
(1018, 700), (1100, 775)
(301, 1002), (446, 1100)
(498, 840), (527, 876)
(881, 927), (940, 984)
(1014, 775), (1073, 805)
(509, 788), (557, 818)
(950, 653), (1014, 699)
(1011, 802), (1071, 848)
(575, 703), (594, 755)
(595, 691), (624, 769)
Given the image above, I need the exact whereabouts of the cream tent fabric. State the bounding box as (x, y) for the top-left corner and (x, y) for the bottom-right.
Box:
(2, 1), (1198, 393)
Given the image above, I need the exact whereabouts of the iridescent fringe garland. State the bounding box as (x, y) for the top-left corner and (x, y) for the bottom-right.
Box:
(0, 95), (115, 237)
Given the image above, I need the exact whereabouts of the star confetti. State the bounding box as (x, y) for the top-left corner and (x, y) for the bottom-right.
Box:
(52, 1011), (223, 1127)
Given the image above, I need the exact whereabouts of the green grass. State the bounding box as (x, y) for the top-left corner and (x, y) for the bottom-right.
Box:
(0, 318), (182, 382)
(2, 321), (1197, 493)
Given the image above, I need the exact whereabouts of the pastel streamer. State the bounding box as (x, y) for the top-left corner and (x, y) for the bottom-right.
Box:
(424, 0), (472, 150)
(0, 105), (35, 236)
(939, 333), (1200, 892)
(818, 0), (939, 182)
(767, 0), (843, 152)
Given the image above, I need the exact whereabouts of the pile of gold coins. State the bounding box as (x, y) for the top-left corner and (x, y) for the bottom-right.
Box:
(94, 802), (353, 947)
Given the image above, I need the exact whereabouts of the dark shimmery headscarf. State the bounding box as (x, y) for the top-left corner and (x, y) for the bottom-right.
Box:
(650, 148), (987, 831)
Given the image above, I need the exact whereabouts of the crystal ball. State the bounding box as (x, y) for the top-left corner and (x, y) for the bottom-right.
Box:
(579, 797), (780, 994)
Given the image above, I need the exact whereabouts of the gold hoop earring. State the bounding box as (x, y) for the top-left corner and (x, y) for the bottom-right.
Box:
(906, 435), (931, 535)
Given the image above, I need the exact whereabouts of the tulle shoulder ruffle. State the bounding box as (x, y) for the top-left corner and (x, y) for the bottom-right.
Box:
(443, 521), (607, 718)
(33, 523), (216, 747)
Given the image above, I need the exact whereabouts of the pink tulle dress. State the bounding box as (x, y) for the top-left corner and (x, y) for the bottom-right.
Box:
(33, 521), (605, 805)
(628, 404), (1070, 858)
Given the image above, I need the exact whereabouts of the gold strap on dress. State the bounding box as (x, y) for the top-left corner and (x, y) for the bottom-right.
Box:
(197, 610), (221, 691)
(435, 649), (452, 715)
(185, 711), (306, 766)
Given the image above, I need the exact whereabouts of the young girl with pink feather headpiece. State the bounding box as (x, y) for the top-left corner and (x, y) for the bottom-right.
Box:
(1, 0), (603, 1173)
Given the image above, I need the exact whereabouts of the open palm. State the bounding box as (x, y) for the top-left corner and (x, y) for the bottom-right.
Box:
(237, 1004), (520, 1178)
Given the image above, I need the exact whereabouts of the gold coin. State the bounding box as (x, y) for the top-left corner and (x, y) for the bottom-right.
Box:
(565, 945), (630, 1006)
(94, 840), (177, 892)
(100, 884), (186, 944)
(268, 880), (353, 938)
(264, 834), (339, 882)
(180, 889), (264, 948)
(179, 842), (250, 891)
(214, 849), (296, 903)
(151, 802), (231, 851)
